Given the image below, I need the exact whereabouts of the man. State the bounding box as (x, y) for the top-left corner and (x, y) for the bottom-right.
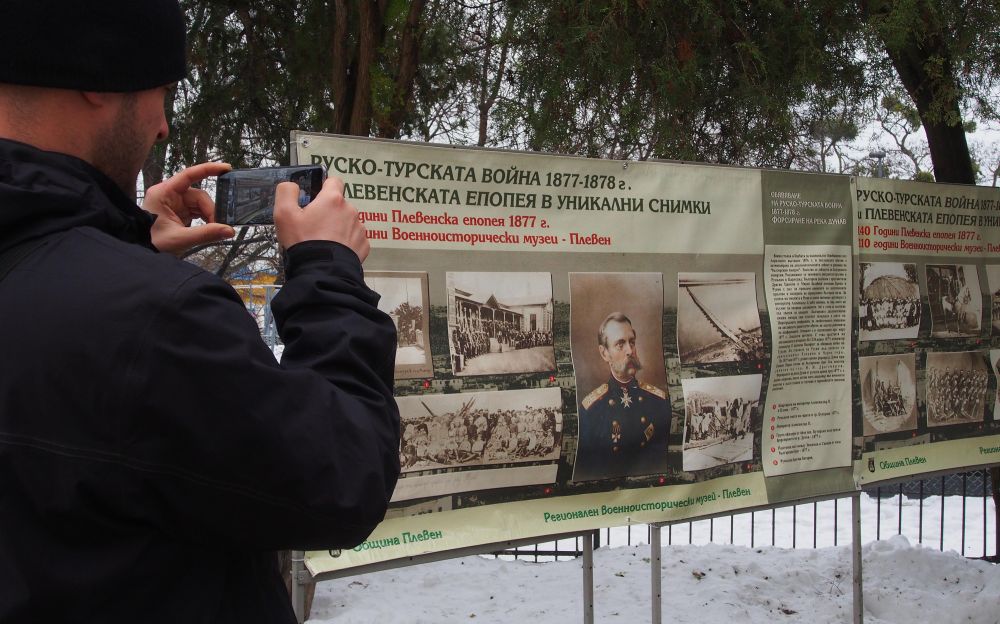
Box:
(0, 1), (400, 622)
(573, 312), (670, 481)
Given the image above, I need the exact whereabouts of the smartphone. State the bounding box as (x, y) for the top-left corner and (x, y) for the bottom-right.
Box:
(215, 165), (325, 226)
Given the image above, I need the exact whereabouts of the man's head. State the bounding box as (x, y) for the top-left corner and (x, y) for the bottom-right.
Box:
(0, 1), (186, 195)
(597, 312), (642, 383)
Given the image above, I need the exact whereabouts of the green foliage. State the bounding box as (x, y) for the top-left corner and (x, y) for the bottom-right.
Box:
(166, 0), (999, 184)
(496, 0), (870, 165)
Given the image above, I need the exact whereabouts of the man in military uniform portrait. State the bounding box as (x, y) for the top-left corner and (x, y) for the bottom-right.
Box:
(573, 312), (671, 481)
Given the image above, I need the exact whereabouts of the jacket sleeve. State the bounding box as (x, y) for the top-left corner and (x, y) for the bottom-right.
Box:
(119, 241), (400, 551)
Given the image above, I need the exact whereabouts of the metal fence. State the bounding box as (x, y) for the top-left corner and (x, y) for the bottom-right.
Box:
(493, 470), (997, 563)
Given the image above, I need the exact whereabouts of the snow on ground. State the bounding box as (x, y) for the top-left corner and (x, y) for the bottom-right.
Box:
(305, 495), (999, 623)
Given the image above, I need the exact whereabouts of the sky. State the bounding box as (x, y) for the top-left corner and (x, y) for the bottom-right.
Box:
(302, 494), (999, 624)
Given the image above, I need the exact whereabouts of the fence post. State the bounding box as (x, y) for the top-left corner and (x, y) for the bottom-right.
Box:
(852, 493), (864, 624)
(582, 531), (595, 624)
(291, 550), (307, 623)
(651, 524), (662, 624)
(991, 467), (999, 560)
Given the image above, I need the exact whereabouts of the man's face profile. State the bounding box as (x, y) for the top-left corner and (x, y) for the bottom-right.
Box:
(91, 85), (171, 196)
(599, 319), (641, 383)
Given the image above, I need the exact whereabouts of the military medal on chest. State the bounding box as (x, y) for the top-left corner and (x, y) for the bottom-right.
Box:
(620, 387), (632, 408)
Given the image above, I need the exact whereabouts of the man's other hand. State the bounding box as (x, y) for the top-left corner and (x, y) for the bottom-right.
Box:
(145, 162), (236, 256)
(274, 177), (369, 262)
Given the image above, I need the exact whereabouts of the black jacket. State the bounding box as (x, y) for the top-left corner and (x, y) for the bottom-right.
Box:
(0, 139), (400, 623)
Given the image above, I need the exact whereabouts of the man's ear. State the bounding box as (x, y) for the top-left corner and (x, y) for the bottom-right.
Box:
(80, 91), (119, 109)
(598, 344), (610, 363)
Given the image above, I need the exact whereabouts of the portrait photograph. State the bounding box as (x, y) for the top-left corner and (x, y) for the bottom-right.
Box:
(858, 262), (922, 341)
(677, 272), (763, 364)
(926, 264), (982, 338)
(984, 265), (1000, 335)
(858, 354), (918, 436)
(446, 272), (556, 376)
(365, 271), (433, 379)
(393, 387), (563, 501)
(569, 272), (670, 482)
(680, 374), (760, 472)
(925, 351), (989, 427)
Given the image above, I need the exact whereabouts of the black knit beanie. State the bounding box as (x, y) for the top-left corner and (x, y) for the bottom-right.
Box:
(0, 0), (186, 92)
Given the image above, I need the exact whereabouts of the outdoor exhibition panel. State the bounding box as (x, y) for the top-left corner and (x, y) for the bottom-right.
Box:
(288, 132), (1000, 575)
(853, 178), (1000, 485)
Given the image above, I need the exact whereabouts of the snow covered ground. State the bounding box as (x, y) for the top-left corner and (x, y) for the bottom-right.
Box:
(305, 494), (999, 623)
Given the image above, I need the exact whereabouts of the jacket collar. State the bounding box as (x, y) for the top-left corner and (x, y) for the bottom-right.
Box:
(0, 137), (155, 253)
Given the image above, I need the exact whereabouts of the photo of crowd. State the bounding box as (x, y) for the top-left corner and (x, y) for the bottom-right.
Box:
(681, 374), (760, 471)
(858, 262), (922, 341)
(925, 351), (989, 427)
(447, 272), (556, 376)
(926, 264), (982, 338)
(859, 354), (917, 436)
(396, 388), (563, 472)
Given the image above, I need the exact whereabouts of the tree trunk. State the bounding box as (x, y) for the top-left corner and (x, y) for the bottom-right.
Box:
(476, 4), (512, 147)
(864, 1), (975, 184)
(886, 44), (975, 184)
(376, 0), (426, 138)
(349, 0), (381, 136)
(330, 0), (354, 135)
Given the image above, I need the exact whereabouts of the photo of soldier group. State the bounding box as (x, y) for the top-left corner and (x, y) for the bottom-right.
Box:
(568, 272), (670, 482)
(984, 266), (1000, 335)
(680, 374), (760, 471)
(677, 272), (763, 364)
(858, 262), (921, 341)
(859, 354), (917, 436)
(396, 387), (563, 473)
(926, 264), (982, 338)
(925, 351), (989, 427)
(446, 272), (556, 376)
(365, 271), (433, 379)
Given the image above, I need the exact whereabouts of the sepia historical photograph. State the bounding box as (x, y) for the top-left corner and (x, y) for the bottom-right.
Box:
(859, 354), (918, 436)
(677, 272), (763, 364)
(858, 262), (922, 341)
(925, 351), (989, 427)
(992, 350), (1000, 421)
(680, 374), (760, 472)
(446, 272), (556, 376)
(365, 271), (433, 379)
(926, 264), (982, 338)
(985, 265), (1000, 335)
(569, 272), (670, 482)
(392, 387), (563, 501)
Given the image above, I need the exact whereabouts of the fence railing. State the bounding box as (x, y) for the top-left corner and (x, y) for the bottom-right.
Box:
(492, 470), (997, 563)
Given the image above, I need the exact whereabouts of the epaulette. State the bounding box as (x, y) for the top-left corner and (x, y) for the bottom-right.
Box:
(639, 381), (667, 400)
(581, 383), (609, 410)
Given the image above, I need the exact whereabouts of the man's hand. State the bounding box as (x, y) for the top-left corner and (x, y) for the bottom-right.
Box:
(144, 162), (236, 256)
(274, 177), (369, 262)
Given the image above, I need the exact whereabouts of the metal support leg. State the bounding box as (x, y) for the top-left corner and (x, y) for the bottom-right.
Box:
(651, 525), (662, 624)
(582, 532), (594, 624)
(852, 494), (864, 624)
(291, 550), (307, 624)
